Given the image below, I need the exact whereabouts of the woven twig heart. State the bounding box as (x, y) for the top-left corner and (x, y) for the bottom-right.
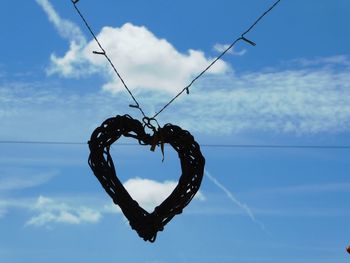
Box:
(88, 115), (205, 242)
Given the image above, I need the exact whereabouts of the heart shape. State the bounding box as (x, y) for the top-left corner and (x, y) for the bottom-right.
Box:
(88, 115), (205, 242)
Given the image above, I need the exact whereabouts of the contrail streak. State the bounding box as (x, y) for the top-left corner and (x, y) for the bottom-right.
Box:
(205, 170), (269, 234)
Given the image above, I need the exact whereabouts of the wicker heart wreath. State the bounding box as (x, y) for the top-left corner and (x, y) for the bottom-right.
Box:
(88, 115), (205, 242)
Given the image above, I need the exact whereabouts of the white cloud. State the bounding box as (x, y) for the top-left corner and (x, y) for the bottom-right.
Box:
(49, 23), (230, 93)
(49, 41), (97, 77)
(123, 177), (205, 212)
(36, 0), (229, 93)
(124, 178), (178, 211)
(26, 196), (102, 226)
(35, 0), (93, 77)
(0, 197), (103, 225)
(213, 43), (247, 56)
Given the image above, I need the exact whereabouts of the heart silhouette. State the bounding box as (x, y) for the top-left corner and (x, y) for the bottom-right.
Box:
(88, 115), (205, 242)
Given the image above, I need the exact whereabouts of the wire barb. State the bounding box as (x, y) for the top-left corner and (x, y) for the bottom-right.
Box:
(241, 36), (256, 46)
(151, 0), (282, 119)
(129, 104), (140, 109)
(71, 1), (147, 119)
(92, 50), (106, 55)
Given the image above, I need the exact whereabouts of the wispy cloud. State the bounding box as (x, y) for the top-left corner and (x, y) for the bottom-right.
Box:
(0, 80), (121, 141)
(35, 0), (85, 43)
(0, 169), (58, 191)
(292, 55), (350, 68)
(213, 43), (247, 56)
(0, 208), (6, 218)
(252, 208), (350, 218)
(2, 55), (350, 138)
(257, 182), (350, 195)
(205, 170), (267, 233)
(0, 198), (37, 220)
(170, 60), (350, 134)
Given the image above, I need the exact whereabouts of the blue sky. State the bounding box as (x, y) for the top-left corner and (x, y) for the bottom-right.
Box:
(0, 0), (350, 262)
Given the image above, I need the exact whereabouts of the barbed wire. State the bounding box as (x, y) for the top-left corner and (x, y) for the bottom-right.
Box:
(71, 0), (146, 119)
(152, 0), (282, 119)
(1, 140), (350, 150)
(71, 0), (282, 122)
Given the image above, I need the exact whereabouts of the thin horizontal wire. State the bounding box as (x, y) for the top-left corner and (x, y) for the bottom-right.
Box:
(0, 140), (349, 149)
(0, 141), (86, 145)
(201, 144), (350, 149)
(151, 0), (282, 119)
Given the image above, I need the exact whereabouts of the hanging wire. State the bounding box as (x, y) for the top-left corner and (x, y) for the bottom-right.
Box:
(71, 0), (282, 121)
(151, 0), (282, 119)
(1, 140), (350, 150)
(71, 0), (146, 119)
